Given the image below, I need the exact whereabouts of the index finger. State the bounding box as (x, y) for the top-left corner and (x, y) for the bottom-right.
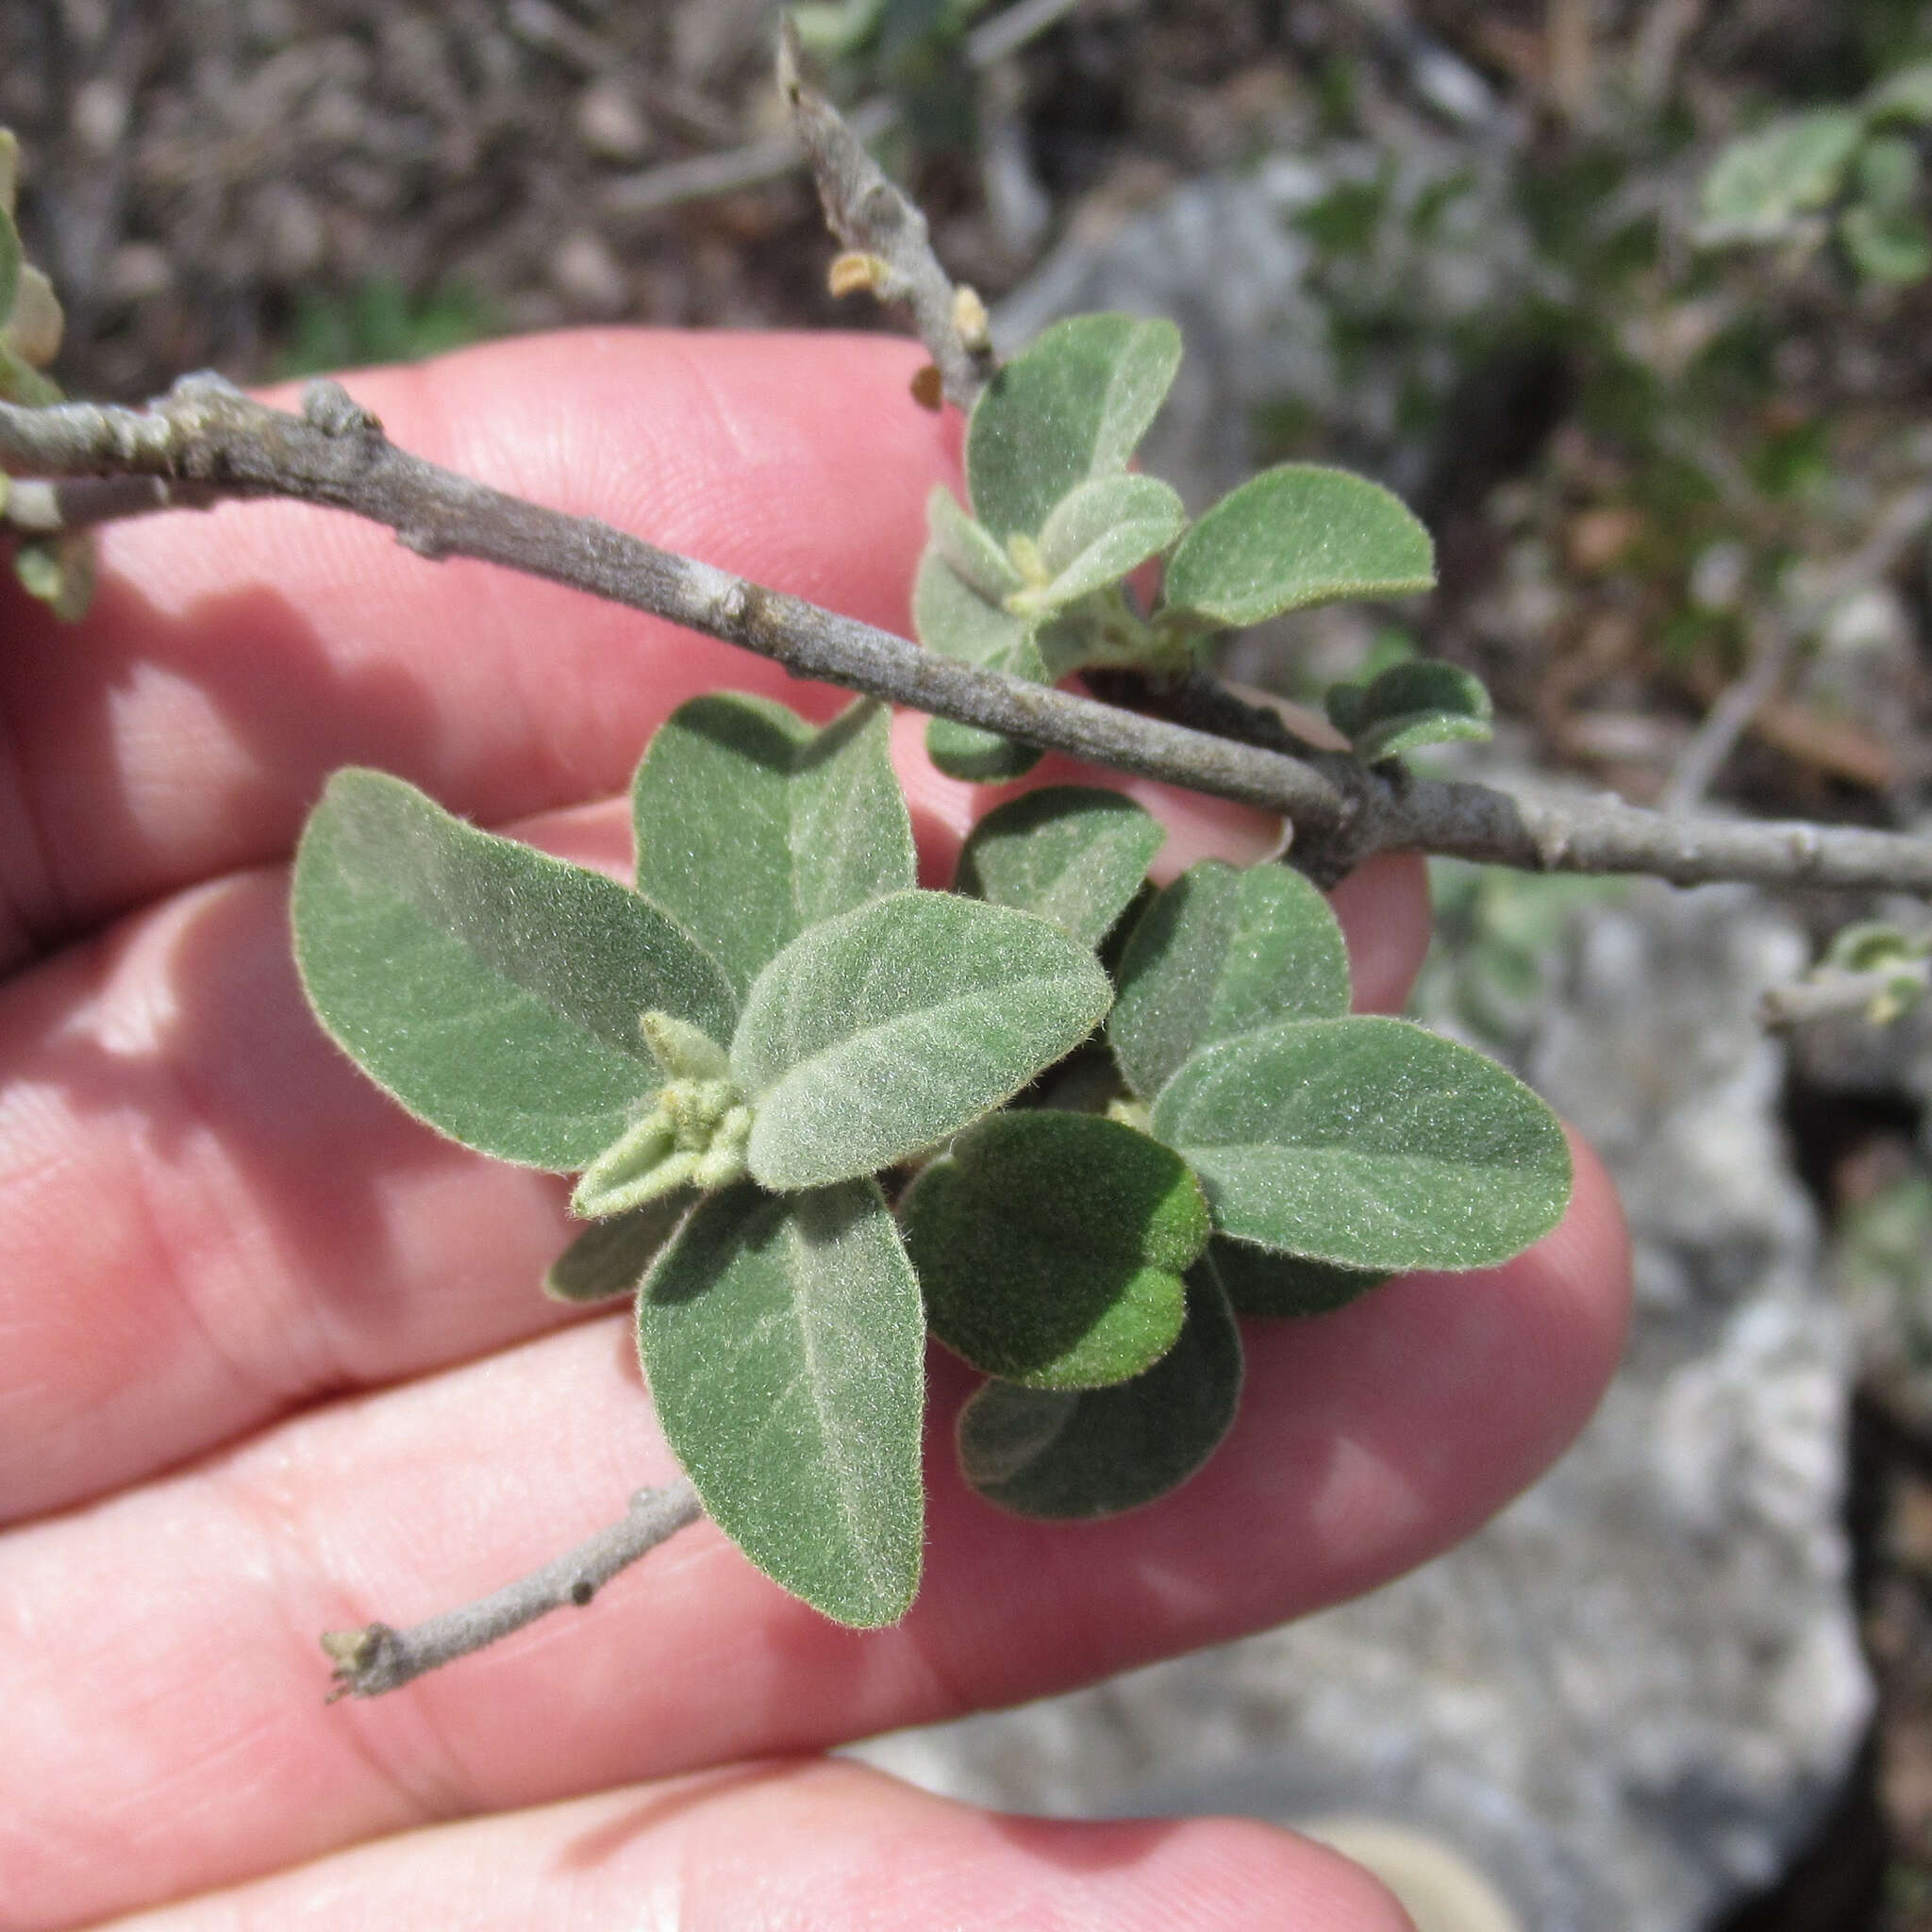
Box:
(0, 330), (959, 965)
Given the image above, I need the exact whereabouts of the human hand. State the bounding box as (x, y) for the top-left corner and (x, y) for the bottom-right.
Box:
(0, 332), (1628, 1929)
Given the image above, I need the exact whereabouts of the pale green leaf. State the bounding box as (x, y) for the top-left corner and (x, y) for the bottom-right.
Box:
(0, 202), (18, 335)
(1007, 474), (1188, 619)
(1207, 1234), (1388, 1318)
(904, 1110), (1206, 1388)
(544, 1192), (697, 1302)
(1698, 108), (1865, 241)
(955, 785), (1165, 946)
(926, 485), (1024, 602)
(1857, 134), (1921, 211)
(292, 768), (736, 1171)
(1866, 61), (1932, 127)
(1841, 201), (1932, 282)
(1162, 464), (1435, 626)
(3, 264), (61, 369)
(632, 694), (913, 999)
(913, 545), (1034, 666)
(1110, 860), (1352, 1100)
(639, 1179), (924, 1626)
(956, 1260), (1242, 1519)
(13, 530), (93, 622)
(920, 613), (1051, 782)
(966, 313), (1183, 541)
(734, 891), (1113, 1190)
(1150, 1015), (1572, 1272)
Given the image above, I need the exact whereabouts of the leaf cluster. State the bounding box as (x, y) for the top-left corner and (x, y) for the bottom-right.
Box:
(1698, 60), (1932, 284)
(0, 133), (93, 619)
(292, 694), (1570, 1628)
(910, 313), (1441, 781)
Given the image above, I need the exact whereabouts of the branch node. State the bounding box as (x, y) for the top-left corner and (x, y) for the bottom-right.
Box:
(302, 379), (383, 440)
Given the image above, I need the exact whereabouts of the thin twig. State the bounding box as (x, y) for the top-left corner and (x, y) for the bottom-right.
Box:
(1661, 612), (1795, 814)
(322, 1479), (704, 1698)
(1758, 959), (1932, 1029)
(6, 374), (1932, 891)
(779, 23), (999, 410)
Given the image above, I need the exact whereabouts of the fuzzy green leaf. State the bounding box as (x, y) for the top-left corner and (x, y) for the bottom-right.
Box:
(735, 891), (1112, 1190)
(926, 485), (1024, 602)
(925, 715), (1047, 783)
(544, 1193), (697, 1303)
(1867, 61), (1932, 128)
(638, 1179), (924, 1626)
(1206, 1234), (1389, 1318)
(913, 545), (1036, 666)
(632, 694), (913, 999)
(1150, 1015), (1572, 1272)
(1330, 660), (1494, 763)
(292, 768), (736, 1171)
(13, 531), (94, 622)
(905, 1111), (1207, 1389)
(0, 203), (18, 335)
(1840, 200), (1932, 282)
(1110, 860), (1352, 1100)
(1699, 108), (1865, 241)
(956, 1259), (1242, 1519)
(1007, 474), (1188, 619)
(966, 313), (1183, 541)
(955, 786), (1165, 946)
(1161, 464), (1435, 626)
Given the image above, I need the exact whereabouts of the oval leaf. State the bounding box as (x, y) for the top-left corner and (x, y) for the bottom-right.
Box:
(1207, 1233), (1388, 1318)
(956, 1260), (1242, 1520)
(913, 545), (1034, 667)
(1008, 474), (1188, 618)
(955, 786), (1165, 947)
(967, 313), (1183, 541)
(904, 1111), (1207, 1389)
(632, 694), (913, 999)
(638, 1180), (924, 1626)
(292, 769), (736, 1170)
(926, 714), (1047, 783)
(1343, 660), (1494, 764)
(1162, 464), (1435, 626)
(1699, 108), (1865, 241)
(545, 1192), (698, 1303)
(735, 891), (1113, 1190)
(926, 485), (1024, 602)
(1149, 1015), (1572, 1272)
(1110, 860), (1352, 1100)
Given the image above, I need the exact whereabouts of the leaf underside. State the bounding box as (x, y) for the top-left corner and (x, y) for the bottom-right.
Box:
(956, 1259), (1243, 1520)
(1206, 1234), (1389, 1318)
(638, 1179), (924, 1627)
(291, 768), (735, 1171)
(545, 1192), (698, 1302)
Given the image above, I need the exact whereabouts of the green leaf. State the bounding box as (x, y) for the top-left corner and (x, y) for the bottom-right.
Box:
(1329, 659), (1494, 763)
(1109, 860), (1352, 1100)
(638, 1179), (924, 1626)
(734, 891), (1112, 1190)
(925, 715), (1047, 783)
(1866, 61), (1932, 128)
(1207, 1234), (1388, 1318)
(3, 264), (62, 370)
(926, 485), (1024, 603)
(631, 694), (914, 999)
(544, 1192), (697, 1303)
(1856, 133), (1921, 211)
(966, 313), (1183, 541)
(1161, 464), (1435, 627)
(13, 530), (94, 622)
(1840, 201), (1932, 283)
(1698, 108), (1865, 242)
(0, 340), (60, 407)
(1006, 474), (1188, 620)
(1150, 1015), (1572, 1272)
(904, 1111), (1207, 1389)
(956, 1259), (1242, 1519)
(913, 545), (1035, 667)
(292, 768), (736, 1171)
(955, 785), (1165, 946)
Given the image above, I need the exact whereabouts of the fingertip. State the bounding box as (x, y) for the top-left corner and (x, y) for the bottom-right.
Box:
(1330, 850), (1433, 1014)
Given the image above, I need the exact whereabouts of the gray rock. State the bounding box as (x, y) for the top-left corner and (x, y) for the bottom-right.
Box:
(851, 883), (1871, 1932)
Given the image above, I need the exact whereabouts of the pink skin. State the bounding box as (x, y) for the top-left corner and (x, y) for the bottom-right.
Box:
(0, 332), (1628, 1930)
